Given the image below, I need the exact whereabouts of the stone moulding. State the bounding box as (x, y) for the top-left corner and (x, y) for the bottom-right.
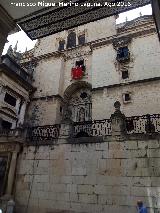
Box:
(17, 0), (151, 40)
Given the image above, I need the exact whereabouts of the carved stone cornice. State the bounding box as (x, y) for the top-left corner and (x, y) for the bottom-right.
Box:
(113, 36), (132, 49)
(91, 27), (156, 49)
(17, 0), (151, 40)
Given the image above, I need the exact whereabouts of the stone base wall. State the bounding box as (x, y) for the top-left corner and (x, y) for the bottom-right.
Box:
(15, 136), (160, 213)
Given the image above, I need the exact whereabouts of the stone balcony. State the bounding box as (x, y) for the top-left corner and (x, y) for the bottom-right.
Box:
(1, 102), (160, 145)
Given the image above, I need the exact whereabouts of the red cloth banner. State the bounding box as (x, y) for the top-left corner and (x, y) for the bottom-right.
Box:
(71, 67), (83, 80)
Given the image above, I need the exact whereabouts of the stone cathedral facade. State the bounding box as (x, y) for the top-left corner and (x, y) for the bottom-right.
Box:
(1, 14), (160, 213)
(25, 14), (160, 126)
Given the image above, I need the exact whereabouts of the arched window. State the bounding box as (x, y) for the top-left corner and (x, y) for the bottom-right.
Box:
(67, 31), (76, 49)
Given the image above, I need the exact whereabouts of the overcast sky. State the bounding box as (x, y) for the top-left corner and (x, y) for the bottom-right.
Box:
(2, 4), (152, 55)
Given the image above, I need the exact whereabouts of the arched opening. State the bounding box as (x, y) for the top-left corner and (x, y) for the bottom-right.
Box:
(63, 82), (92, 123)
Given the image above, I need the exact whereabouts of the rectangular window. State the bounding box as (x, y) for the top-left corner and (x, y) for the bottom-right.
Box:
(76, 60), (85, 71)
(2, 120), (12, 129)
(58, 40), (65, 51)
(117, 46), (130, 62)
(123, 93), (131, 102)
(122, 70), (129, 79)
(4, 93), (16, 107)
(76, 60), (84, 67)
(78, 34), (85, 46)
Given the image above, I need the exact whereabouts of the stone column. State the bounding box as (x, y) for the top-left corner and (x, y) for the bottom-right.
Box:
(17, 101), (27, 127)
(0, 86), (6, 103)
(15, 99), (21, 114)
(59, 122), (73, 139)
(110, 101), (126, 138)
(59, 106), (73, 141)
(6, 145), (20, 195)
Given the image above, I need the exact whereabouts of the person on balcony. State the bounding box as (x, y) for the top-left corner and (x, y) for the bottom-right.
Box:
(137, 200), (147, 213)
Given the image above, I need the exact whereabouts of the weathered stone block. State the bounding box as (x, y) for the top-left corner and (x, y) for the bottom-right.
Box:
(77, 185), (94, 194)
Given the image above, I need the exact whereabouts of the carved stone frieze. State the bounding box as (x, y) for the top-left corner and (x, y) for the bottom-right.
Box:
(17, 0), (151, 39)
(113, 36), (132, 49)
(64, 46), (92, 60)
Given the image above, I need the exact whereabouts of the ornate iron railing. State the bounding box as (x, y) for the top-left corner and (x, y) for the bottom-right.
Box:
(126, 114), (160, 134)
(30, 124), (60, 140)
(73, 119), (112, 137)
(3, 114), (159, 142)
(0, 129), (22, 137)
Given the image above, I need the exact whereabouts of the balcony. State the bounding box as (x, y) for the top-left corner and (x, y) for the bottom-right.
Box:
(0, 54), (33, 87)
(23, 113), (160, 145)
(1, 104), (160, 144)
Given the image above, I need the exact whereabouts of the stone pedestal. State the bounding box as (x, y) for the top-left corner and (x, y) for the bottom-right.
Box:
(6, 199), (15, 213)
(59, 123), (73, 139)
(110, 101), (126, 138)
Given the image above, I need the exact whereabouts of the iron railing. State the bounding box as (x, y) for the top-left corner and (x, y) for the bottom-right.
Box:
(126, 114), (160, 134)
(30, 124), (60, 140)
(1, 114), (160, 141)
(73, 119), (112, 137)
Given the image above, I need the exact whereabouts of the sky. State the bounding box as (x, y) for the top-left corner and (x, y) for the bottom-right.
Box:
(2, 4), (152, 55)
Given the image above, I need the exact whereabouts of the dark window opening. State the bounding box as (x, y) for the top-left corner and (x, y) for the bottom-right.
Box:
(117, 46), (130, 62)
(60, 106), (62, 113)
(58, 40), (65, 51)
(80, 92), (88, 99)
(76, 60), (85, 71)
(122, 70), (129, 79)
(4, 93), (16, 107)
(2, 120), (12, 130)
(76, 60), (84, 67)
(124, 93), (131, 102)
(67, 32), (76, 49)
(78, 34), (85, 46)
(126, 119), (134, 132)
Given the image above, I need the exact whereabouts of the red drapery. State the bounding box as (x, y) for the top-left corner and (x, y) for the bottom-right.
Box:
(71, 67), (83, 80)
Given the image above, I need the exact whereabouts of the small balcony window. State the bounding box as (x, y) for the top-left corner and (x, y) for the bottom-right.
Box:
(58, 40), (65, 51)
(78, 34), (85, 46)
(4, 93), (16, 107)
(117, 46), (130, 62)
